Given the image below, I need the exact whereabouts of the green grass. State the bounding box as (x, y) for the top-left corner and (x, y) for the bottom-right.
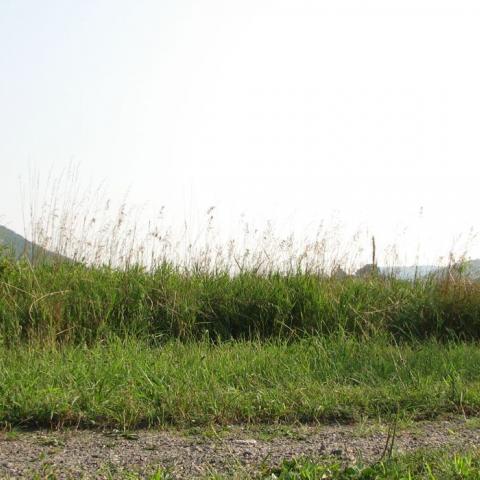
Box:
(2, 256), (480, 345)
(260, 449), (480, 479)
(1, 336), (479, 429)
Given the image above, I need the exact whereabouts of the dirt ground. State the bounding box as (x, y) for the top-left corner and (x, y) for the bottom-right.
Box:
(1, 417), (480, 479)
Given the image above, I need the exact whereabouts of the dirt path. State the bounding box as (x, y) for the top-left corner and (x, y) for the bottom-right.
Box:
(1, 417), (480, 479)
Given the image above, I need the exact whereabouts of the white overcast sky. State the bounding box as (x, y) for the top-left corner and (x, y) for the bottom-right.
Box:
(1, 0), (480, 264)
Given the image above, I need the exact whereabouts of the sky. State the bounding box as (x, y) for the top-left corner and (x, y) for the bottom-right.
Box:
(1, 0), (480, 265)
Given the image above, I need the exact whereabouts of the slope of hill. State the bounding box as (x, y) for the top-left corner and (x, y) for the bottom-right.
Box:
(0, 224), (62, 262)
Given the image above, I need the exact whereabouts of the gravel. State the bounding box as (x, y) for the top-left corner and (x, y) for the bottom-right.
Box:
(1, 417), (479, 478)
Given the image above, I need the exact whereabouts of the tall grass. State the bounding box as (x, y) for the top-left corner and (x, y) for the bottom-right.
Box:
(1, 255), (480, 344)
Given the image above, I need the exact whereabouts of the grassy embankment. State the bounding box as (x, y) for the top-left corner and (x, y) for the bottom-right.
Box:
(0, 254), (480, 429)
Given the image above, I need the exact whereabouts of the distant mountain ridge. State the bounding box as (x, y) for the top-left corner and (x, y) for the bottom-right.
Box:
(379, 265), (441, 280)
(380, 260), (480, 280)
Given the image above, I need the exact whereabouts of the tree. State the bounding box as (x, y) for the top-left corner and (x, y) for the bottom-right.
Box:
(355, 263), (379, 278)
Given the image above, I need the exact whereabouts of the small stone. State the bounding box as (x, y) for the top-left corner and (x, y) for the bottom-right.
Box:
(235, 439), (257, 446)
